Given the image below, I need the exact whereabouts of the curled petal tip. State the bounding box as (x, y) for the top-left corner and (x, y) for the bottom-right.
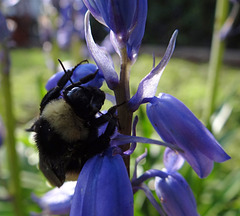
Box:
(128, 30), (178, 111)
(84, 11), (119, 90)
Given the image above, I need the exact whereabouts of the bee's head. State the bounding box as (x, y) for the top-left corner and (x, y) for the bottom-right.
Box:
(64, 86), (105, 119)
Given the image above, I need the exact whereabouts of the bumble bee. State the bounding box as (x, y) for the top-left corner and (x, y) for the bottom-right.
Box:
(28, 60), (117, 187)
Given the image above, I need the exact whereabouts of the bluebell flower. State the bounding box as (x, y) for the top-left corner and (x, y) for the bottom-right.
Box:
(127, 29), (230, 178)
(83, 0), (136, 39)
(153, 148), (199, 216)
(146, 94), (231, 178)
(70, 148), (134, 216)
(32, 181), (76, 215)
(83, 0), (147, 89)
(46, 62), (104, 91)
(131, 148), (199, 216)
(83, 0), (147, 60)
(155, 172), (199, 216)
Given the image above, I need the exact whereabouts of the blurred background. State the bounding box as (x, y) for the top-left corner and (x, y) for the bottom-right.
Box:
(0, 0), (240, 215)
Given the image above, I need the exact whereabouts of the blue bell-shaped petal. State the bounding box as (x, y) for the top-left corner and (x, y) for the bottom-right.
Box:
(163, 148), (185, 173)
(46, 62), (104, 91)
(126, 0), (148, 61)
(83, 0), (147, 60)
(70, 149), (133, 216)
(147, 94), (231, 178)
(83, 0), (137, 42)
(155, 172), (199, 216)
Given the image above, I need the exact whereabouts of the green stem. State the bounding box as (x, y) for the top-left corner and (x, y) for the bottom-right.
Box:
(0, 43), (25, 216)
(203, 0), (229, 130)
(71, 35), (83, 63)
(51, 39), (60, 72)
(114, 48), (133, 175)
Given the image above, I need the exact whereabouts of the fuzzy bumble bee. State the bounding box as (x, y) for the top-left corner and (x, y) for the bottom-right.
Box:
(28, 60), (117, 187)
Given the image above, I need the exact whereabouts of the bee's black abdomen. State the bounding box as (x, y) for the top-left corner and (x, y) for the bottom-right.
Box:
(34, 118), (69, 157)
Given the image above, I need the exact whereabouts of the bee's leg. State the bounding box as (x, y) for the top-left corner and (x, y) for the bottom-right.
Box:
(101, 116), (118, 138)
(82, 106), (118, 157)
(96, 106), (118, 142)
(40, 60), (77, 112)
(39, 88), (59, 113)
(93, 102), (127, 144)
(86, 116), (118, 158)
(93, 105), (118, 126)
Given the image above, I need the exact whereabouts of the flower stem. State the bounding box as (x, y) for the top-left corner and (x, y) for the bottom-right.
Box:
(203, 0), (229, 130)
(0, 43), (25, 216)
(114, 47), (133, 174)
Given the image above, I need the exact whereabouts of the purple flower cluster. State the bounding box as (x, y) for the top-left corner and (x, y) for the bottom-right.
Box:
(39, 0), (87, 49)
(32, 0), (230, 215)
(56, 0), (87, 49)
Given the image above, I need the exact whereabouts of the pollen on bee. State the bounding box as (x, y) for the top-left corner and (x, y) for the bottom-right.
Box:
(66, 172), (80, 181)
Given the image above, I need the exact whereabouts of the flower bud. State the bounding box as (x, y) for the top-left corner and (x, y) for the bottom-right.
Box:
(155, 172), (199, 216)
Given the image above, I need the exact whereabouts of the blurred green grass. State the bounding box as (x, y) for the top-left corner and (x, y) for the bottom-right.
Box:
(1, 48), (240, 215)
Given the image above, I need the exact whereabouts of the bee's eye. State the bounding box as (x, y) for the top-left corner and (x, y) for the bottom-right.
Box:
(66, 87), (88, 103)
(64, 86), (105, 119)
(67, 87), (81, 96)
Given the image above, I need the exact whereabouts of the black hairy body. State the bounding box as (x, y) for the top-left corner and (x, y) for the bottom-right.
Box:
(28, 60), (117, 187)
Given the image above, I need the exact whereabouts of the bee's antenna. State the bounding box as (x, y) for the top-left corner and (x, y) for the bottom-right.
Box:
(58, 59), (74, 85)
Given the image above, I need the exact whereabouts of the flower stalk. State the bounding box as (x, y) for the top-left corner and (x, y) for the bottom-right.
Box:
(0, 43), (24, 216)
(114, 47), (133, 174)
(203, 0), (229, 130)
